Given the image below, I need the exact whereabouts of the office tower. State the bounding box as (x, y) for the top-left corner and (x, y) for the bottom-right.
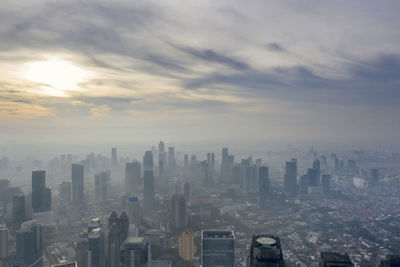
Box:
(16, 221), (43, 267)
(371, 169), (379, 185)
(159, 141), (165, 179)
(111, 147), (118, 167)
(200, 160), (211, 185)
(88, 218), (102, 233)
(168, 147), (175, 173)
(13, 194), (26, 227)
(179, 230), (196, 261)
(125, 161), (141, 193)
(76, 231), (88, 267)
(183, 182), (190, 197)
(201, 230), (235, 267)
(119, 211), (129, 243)
(0, 225), (8, 259)
(207, 153), (211, 164)
(60, 181), (72, 204)
(108, 223), (120, 267)
(339, 159), (345, 169)
(52, 262), (77, 267)
(71, 163), (84, 203)
(232, 164), (241, 185)
(319, 252), (353, 267)
(259, 166), (269, 201)
(313, 159), (321, 183)
(127, 197), (141, 228)
(334, 157), (339, 170)
(221, 148), (234, 182)
(95, 171), (111, 201)
(300, 175), (310, 194)
(143, 151), (154, 211)
(32, 170), (51, 213)
(170, 194), (186, 230)
(284, 159), (297, 196)
(88, 228), (105, 267)
(121, 237), (151, 267)
(251, 164), (259, 192)
(184, 154), (189, 169)
(378, 255), (400, 266)
(308, 168), (319, 187)
(322, 175), (331, 194)
(211, 153), (215, 166)
(25, 192), (33, 220)
(245, 166), (252, 192)
(248, 234), (285, 266)
(348, 160), (356, 170)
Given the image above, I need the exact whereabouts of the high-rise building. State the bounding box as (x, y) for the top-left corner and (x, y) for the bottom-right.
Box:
(143, 151), (154, 211)
(319, 252), (353, 266)
(120, 237), (151, 267)
(95, 171), (111, 201)
(32, 170), (51, 213)
(348, 160), (356, 170)
(0, 225), (8, 259)
(107, 223), (120, 267)
(16, 221), (43, 267)
(127, 197), (141, 229)
(322, 175), (331, 194)
(88, 228), (105, 267)
(221, 148), (234, 183)
(284, 159), (297, 196)
(371, 169), (379, 185)
(300, 174), (310, 194)
(125, 161), (141, 194)
(184, 154), (189, 169)
(60, 181), (72, 204)
(170, 194), (186, 230)
(119, 211), (129, 243)
(111, 148), (118, 167)
(201, 230), (235, 267)
(168, 147), (175, 173)
(179, 230), (196, 261)
(13, 193), (26, 227)
(76, 231), (88, 267)
(159, 141), (165, 179)
(308, 168), (319, 187)
(71, 163), (84, 203)
(259, 166), (269, 201)
(248, 234), (285, 266)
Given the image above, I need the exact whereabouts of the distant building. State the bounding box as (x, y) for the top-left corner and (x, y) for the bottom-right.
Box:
(94, 171), (111, 202)
(125, 161), (141, 194)
(170, 194), (186, 230)
(371, 168), (379, 185)
(201, 230), (235, 267)
(259, 166), (269, 201)
(143, 151), (154, 211)
(16, 221), (43, 267)
(60, 181), (72, 204)
(88, 228), (105, 267)
(0, 225), (8, 259)
(248, 234), (284, 266)
(348, 159), (356, 170)
(111, 147), (118, 167)
(121, 237), (151, 267)
(300, 174), (310, 194)
(319, 252), (353, 267)
(71, 163), (84, 203)
(127, 197), (141, 229)
(107, 223), (120, 267)
(88, 218), (102, 233)
(322, 175), (331, 194)
(284, 159), (297, 196)
(308, 167), (319, 187)
(32, 170), (51, 213)
(221, 148), (234, 183)
(13, 194), (26, 227)
(75, 231), (88, 267)
(378, 255), (400, 266)
(168, 147), (175, 174)
(159, 141), (165, 179)
(179, 230), (196, 261)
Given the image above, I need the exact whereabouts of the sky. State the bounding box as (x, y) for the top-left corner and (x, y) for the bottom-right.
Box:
(0, 0), (399, 149)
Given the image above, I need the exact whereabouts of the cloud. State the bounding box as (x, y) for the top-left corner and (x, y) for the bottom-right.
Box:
(90, 104), (110, 117)
(265, 42), (286, 52)
(0, 101), (52, 118)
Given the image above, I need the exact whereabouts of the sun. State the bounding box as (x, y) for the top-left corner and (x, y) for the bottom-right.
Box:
(23, 58), (91, 96)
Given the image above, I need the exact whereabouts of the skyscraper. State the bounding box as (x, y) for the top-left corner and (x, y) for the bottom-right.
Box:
(248, 234), (285, 266)
(284, 159), (297, 196)
(13, 193), (26, 227)
(127, 197), (141, 229)
(120, 237), (151, 267)
(111, 147), (118, 167)
(75, 231), (88, 267)
(60, 181), (72, 204)
(0, 225), (8, 259)
(71, 163), (84, 203)
(107, 223), (120, 267)
(201, 230), (235, 267)
(32, 170), (51, 213)
(170, 194), (186, 230)
(159, 141), (165, 179)
(88, 228), (105, 267)
(259, 166), (269, 201)
(371, 168), (379, 185)
(319, 252), (353, 267)
(95, 171), (111, 202)
(16, 221), (43, 267)
(221, 148), (234, 183)
(322, 174), (331, 194)
(168, 147), (175, 174)
(179, 230), (196, 261)
(308, 168), (319, 187)
(143, 151), (154, 211)
(125, 161), (141, 194)
(184, 154), (189, 169)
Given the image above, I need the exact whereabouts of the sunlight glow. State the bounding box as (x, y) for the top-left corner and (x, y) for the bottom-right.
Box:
(23, 58), (91, 96)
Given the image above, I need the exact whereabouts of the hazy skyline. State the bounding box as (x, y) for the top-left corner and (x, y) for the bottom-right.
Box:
(1, 1), (400, 146)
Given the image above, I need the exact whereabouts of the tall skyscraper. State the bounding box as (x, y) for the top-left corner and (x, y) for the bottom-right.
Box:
(179, 230), (196, 261)
(284, 159), (297, 196)
(143, 151), (154, 211)
(308, 168), (319, 187)
(248, 234), (285, 266)
(127, 197), (141, 229)
(221, 148), (234, 183)
(16, 221), (43, 267)
(168, 147), (175, 173)
(313, 159), (321, 184)
(120, 237), (151, 267)
(60, 181), (72, 204)
(259, 166), (269, 201)
(13, 193), (26, 227)
(107, 223), (120, 267)
(184, 154), (189, 169)
(32, 170), (51, 213)
(319, 252), (353, 266)
(95, 171), (111, 202)
(170, 194), (186, 230)
(75, 231), (88, 267)
(111, 147), (118, 167)
(322, 174), (331, 194)
(88, 228), (105, 267)
(0, 225), (8, 259)
(71, 163), (84, 203)
(159, 141), (165, 179)
(125, 161), (141, 194)
(300, 174), (310, 194)
(201, 230), (235, 267)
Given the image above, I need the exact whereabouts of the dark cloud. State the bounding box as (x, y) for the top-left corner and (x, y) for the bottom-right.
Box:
(266, 42), (286, 52)
(349, 54), (400, 82)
